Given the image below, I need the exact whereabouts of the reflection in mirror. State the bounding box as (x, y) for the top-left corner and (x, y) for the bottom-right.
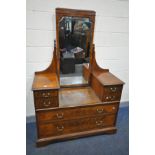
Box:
(59, 16), (92, 86)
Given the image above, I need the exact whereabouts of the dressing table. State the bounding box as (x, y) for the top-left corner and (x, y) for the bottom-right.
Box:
(32, 8), (124, 147)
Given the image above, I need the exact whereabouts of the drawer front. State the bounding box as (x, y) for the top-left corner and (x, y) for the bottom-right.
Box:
(38, 119), (80, 138)
(36, 103), (118, 122)
(35, 97), (58, 109)
(38, 114), (116, 138)
(105, 85), (122, 94)
(34, 90), (58, 98)
(103, 85), (123, 102)
(104, 94), (121, 102)
(81, 114), (115, 130)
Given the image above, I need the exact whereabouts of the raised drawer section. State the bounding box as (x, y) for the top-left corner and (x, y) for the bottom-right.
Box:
(33, 90), (59, 109)
(103, 85), (123, 102)
(38, 114), (116, 138)
(34, 90), (58, 98)
(36, 103), (118, 122)
(35, 97), (58, 109)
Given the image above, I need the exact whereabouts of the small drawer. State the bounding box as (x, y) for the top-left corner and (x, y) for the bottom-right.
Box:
(103, 85), (123, 102)
(34, 90), (58, 98)
(35, 97), (58, 109)
(36, 103), (118, 122)
(38, 114), (116, 139)
(104, 85), (122, 94)
(104, 94), (121, 102)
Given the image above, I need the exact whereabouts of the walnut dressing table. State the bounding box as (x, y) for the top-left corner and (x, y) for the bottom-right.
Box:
(32, 8), (124, 147)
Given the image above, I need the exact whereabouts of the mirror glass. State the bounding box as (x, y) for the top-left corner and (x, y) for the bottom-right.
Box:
(59, 16), (92, 86)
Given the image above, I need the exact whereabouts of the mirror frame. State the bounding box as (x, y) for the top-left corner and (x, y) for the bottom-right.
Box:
(56, 8), (96, 87)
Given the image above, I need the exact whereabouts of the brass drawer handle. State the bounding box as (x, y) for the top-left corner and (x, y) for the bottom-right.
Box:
(57, 125), (64, 131)
(43, 101), (51, 107)
(96, 108), (104, 114)
(56, 113), (64, 119)
(42, 92), (51, 97)
(97, 109), (107, 114)
(110, 87), (117, 92)
(96, 120), (103, 126)
(105, 96), (116, 100)
(42, 93), (48, 97)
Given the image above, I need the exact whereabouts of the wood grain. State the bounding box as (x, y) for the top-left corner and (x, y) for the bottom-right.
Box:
(31, 8), (125, 147)
(59, 87), (100, 107)
(36, 102), (119, 122)
(38, 114), (115, 139)
(36, 127), (117, 147)
(32, 73), (60, 90)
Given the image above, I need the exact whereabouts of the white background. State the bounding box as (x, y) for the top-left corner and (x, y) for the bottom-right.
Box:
(0, 0), (155, 155)
(26, 0), (129, 116)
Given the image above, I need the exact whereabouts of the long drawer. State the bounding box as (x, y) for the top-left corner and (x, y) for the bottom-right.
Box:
(36, 103), (119, 122)
(38, 114), (116, 139)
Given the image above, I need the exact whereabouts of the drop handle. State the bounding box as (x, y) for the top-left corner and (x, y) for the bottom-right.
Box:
(97, 109), (106, 114)
(43, 101), (51, 107)
(105, 96), (115, 100)
(96, 109), (103, 113)
(56, 113), (64, 119)
(96, 120), (103, 126)
(42, 92), (50, 97)
(110, 87), (117, 92)
(57, 125), (64, 131)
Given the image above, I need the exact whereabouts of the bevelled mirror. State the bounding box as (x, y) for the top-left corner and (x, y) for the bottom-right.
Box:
(56, 8), (95, 86)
